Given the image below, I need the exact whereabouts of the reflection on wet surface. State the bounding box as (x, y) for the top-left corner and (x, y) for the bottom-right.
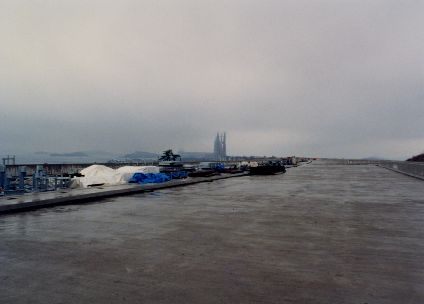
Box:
(1, 163), (424, 304)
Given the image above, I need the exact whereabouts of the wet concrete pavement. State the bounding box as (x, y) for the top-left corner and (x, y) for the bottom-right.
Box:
(1, 161), (423, 303)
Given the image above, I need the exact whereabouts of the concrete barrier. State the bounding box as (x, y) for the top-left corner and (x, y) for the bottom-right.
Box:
(315, 159), (424, 180)
(377, 162), (424, 180)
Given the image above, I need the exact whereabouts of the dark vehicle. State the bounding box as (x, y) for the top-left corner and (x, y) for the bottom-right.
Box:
(188, 170), (217, 177)
(249, 161), (286, 175)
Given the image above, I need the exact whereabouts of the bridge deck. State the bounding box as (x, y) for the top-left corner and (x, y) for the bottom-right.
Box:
(0, 161), (423, 303)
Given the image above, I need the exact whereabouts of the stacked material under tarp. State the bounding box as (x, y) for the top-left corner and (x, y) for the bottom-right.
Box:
(238, 161), (259, 168)
(70, 165), (160, 188)
(168, 171), (188, 179)
(129, 173), (171, 184)
(115, 166), (159, 183)
(70, 165), (117, 188)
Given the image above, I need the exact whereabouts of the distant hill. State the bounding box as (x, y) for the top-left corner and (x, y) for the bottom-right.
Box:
(123, 151), (158, 159)
(50, 152), (88, 157)
(407, 153), (424, 162)
(14, 150), (121, 164)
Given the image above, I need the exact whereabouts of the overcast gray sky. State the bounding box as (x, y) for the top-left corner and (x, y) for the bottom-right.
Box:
(1, 0), (423, 159)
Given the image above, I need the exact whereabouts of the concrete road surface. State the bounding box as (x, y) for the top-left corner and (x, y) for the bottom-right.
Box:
(1, 161), (423, 303)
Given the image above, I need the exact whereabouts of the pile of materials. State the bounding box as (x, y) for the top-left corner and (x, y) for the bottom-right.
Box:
(70, 165), (161, 188)
(128, 173), (171, 184)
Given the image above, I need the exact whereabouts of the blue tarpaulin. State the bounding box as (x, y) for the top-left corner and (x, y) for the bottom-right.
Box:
(129, 173), (171, 184)
(168, 171), (188, 179)
(214, 163), (225, 172)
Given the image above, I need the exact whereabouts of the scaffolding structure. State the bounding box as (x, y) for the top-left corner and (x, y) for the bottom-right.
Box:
(2, 155), (15, 166)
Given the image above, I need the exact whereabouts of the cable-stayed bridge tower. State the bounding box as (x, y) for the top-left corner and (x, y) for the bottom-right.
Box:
(214, 132), (227, 161)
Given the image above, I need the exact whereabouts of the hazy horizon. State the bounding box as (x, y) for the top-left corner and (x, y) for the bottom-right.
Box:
(1, 0), (423, 160)
(4, 146), (411, 163)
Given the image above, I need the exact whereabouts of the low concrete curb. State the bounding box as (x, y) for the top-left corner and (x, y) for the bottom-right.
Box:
(0, 173), (248, 214)
(376, 164), (424, 181)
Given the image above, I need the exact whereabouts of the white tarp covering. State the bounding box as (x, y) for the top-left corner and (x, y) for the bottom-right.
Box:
(70, 165), (160, 188)
(115, 166), (160, 183)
